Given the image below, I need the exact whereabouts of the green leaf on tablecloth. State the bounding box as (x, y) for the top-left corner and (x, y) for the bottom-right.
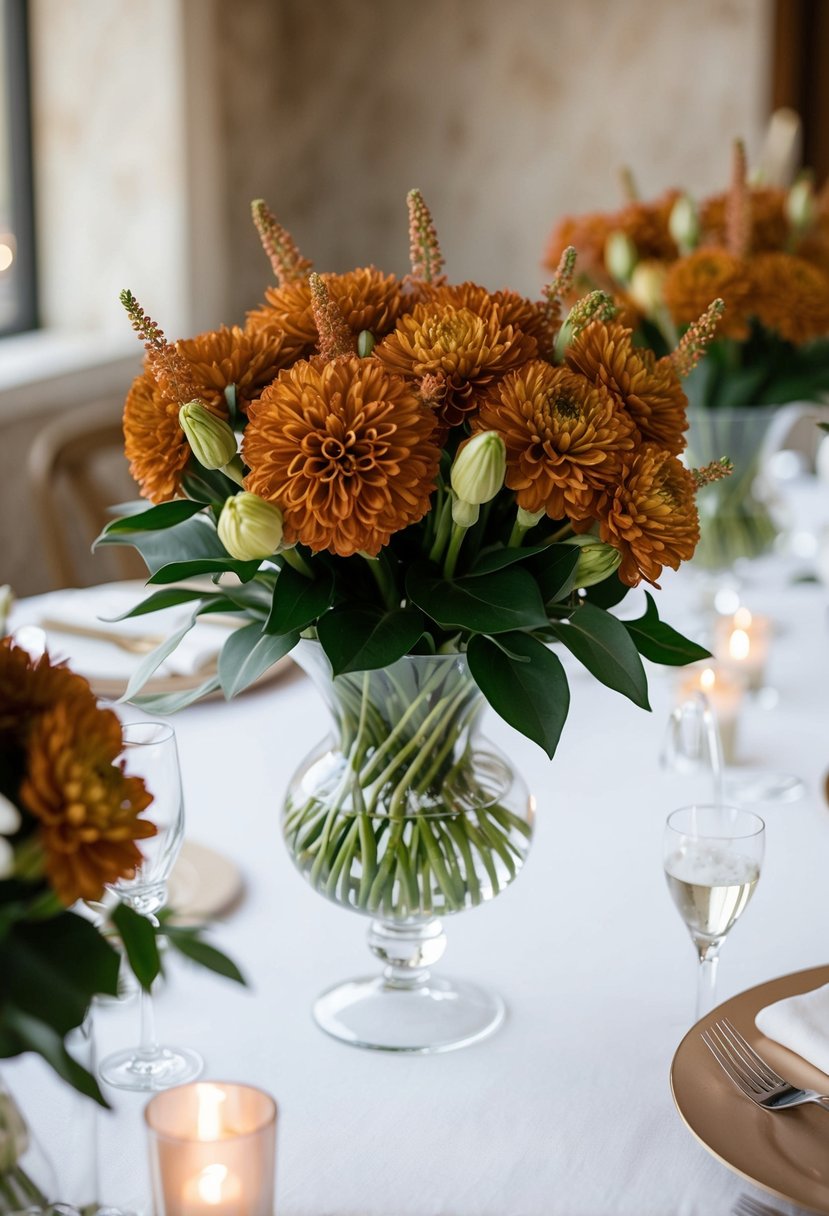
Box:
(317, 606), (425, 675)
(265, 564), (334, 635)
(96, 500), (206, 538)
(163, 925), (246, 985)
(622, 592), (711, 666)
(130, 675), (223, 714)
(549, 602), (650, 709)
(2, 1007), (108, 1106)
(406, 562), (548, 634)
(111, 903), (161, 992)
(218, 623), (299, 698)
(467, 631), (570, 758)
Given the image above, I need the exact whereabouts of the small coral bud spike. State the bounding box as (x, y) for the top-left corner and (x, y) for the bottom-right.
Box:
(668, 299), (725, 378)
(543, 246), (577, 327)
(419, 372), (447, 409)
(692, 458), (733, 490)
(619, 165), (639, 203)
(407, 189), (445, 283)
(251, 199), (313, 286)
(309, 273), (356, 361)
(553, 290), (617, 361)
(119, 289), (198, 401)
(726, 140), (752, 258)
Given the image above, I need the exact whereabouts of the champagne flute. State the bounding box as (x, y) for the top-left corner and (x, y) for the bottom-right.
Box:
(99, 721), (203, 1091)
(664, 803), (765, 1021)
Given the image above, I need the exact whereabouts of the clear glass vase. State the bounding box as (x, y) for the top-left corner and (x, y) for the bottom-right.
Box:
(282, 642), (534, 1053)
(686, 405), (782, 572)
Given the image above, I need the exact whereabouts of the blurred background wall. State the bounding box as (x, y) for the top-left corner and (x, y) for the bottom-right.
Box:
(1, 0), (774, 595)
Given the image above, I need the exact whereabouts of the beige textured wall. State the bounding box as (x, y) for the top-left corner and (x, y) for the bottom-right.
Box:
(219, 0), (772, 319)
(2, 0), (772, 596)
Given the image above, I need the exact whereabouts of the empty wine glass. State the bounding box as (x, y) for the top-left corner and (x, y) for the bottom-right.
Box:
(99, 721), (203, 1091)
(664, 803), (765, 1021)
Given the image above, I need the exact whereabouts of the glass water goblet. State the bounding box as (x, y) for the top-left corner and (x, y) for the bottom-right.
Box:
(99, 721), (203, 1091)
(663, 803), (765, 1022)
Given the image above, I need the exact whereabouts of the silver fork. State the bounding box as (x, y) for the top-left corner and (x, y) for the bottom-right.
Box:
(702, 1018), (829, 1112)
(732, 1195), (791, 1216)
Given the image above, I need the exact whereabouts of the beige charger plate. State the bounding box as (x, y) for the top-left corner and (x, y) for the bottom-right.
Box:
(671, 965), (829, 1215)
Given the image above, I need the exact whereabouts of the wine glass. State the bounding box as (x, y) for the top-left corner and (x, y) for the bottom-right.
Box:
(663, 803), (765, 1021)
(99, 721), (203, 1091)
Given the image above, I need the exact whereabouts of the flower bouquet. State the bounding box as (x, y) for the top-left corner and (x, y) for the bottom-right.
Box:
(0, 639), (242, 1205)
(544, 142), (829, 567)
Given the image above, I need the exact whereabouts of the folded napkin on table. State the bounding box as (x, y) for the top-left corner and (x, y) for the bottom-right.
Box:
(18, 582), (232, 679)
(755, 982), (829, 1076)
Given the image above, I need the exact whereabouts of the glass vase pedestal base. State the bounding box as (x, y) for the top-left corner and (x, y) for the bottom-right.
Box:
(98, 1045), (203, 1093)
(312, 917), (505, 1053)
(314, 974), (505, 1053)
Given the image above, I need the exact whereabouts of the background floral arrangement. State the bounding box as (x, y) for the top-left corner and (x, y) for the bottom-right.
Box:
(98, 191), (719, 760)
(544, 141), (829, 411)
(0, 639), (241, 1111)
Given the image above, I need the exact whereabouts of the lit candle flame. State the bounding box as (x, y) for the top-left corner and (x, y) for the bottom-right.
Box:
(700, 667), (716, 692)
(733, 606), (753, 629)
(197, 1163), (229, 1206)
(729, 628), (751, 661)
(196, 1083), (227, 1141)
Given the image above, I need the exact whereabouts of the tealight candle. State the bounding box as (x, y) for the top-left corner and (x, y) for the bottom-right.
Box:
(678, 664), (743, 764)
(714, 607), (771, 692)
(145, 1082), (277, 1216)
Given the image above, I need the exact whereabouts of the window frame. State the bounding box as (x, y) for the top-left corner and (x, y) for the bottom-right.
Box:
(1, 0), (37, 336)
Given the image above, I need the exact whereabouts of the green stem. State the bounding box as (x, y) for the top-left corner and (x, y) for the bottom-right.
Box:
(428, 495), (453, 564)
(281, 547), (314, 578)
(442, 522), (467, 580)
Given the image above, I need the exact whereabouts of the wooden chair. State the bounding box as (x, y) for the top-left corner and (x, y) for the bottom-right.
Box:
(27, 397), (146, 589)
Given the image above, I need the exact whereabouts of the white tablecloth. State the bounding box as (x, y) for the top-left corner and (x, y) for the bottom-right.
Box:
(6, 562), (829, 1216)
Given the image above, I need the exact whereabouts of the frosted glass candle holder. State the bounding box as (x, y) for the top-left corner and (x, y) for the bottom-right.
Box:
(145, 1082), (277, 1216)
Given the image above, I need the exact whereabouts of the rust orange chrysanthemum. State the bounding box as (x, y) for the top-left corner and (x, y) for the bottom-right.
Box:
(177, 325), (293, 415)
(246, 268), (405, 358)
(584, 444), (700, 587)
(476, 362), (638, 520)
(749, 253), (829, 344)
(662, 250), (754, 341)
(374, 302), (537, 428)
(418, 281), (555, 352)
(565, 321), (689, 456)
(243, 357), (441, 557)
(699, 187), (789, 254)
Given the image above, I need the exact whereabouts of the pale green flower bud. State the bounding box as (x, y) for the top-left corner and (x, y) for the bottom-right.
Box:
(451, 495), (480, 528)
(668, 194), (700, 254)
(0, 839), (13, 881)
(0, 792), (21, 836)
(0, 585), (12, 635)
(218, 492), (284, 561)
(628, 261), (667, 317)
(604, 231), (637, 284)
(179, 401), (238, 470)
(565, 535), (622, 587)
(0, 1087), (29, 1169)
(516, 506), (545, 529)
(450, 432), (506, 510)
(785, 177), (815, 233)
(357, 329), (376, 357)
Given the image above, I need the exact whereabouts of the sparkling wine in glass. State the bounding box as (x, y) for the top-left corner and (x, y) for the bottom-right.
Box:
(99, 721), (203, 1091)
(663, 803), (764, 1021)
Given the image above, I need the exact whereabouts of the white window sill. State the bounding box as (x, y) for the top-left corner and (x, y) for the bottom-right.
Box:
(0, 330), (141, 422)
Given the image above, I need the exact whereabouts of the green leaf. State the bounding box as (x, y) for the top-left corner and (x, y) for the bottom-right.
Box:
(468, 543), (553, 575)
(118, 605), (203, 703)
(164, 926), (246, 985)
(406, 562), (548, 634)
(548, 602), (650, 710)
(317, 606), (425, 675)
(111, 903), (161, 991)
(467, 632), (570, 758)
(104, 586), (220, 621)
(622, 592), (711, 666)
(218, 623), (299, 698)
(525, 544), (581, 605)
(97, 500), (205, 539)
(584, 571), (630, 610)
(130, 675), (222, 713)
(265, 564), (334, 635)
(148, 558), (262, 584)
(95, 515), (225, 573)
(3, 1007), (108, 1106)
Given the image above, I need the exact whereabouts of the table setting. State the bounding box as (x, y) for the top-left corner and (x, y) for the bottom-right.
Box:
(2, 179), (829, 1216)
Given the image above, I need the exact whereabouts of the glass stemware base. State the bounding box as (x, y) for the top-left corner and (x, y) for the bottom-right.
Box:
(313, 918), (504, 1053)
(99, 1044), (203, 1093)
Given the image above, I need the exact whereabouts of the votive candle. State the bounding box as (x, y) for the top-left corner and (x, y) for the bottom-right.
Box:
(714, 607), (771, 692)
(145, 1082), (277, 1216)
(678, 664), (743, 764)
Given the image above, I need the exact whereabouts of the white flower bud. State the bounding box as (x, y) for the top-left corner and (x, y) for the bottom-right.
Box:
(785, 177), (815, 232)
(668, 195), (700, 254)
(628, 261), (667, 317)
(565, 535), (622, 587)
(450, 432), (506, 510)
(451, 495), (480, 528)
(0, 792), (21, 836)
(218, 493), (284, 561)
(517, 506), (545, 529)
(604, 231), (637, 284)
(179, 401), (238, 470)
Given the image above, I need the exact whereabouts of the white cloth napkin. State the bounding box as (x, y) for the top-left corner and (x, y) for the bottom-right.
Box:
(10, 582), (233, 679)
(755, 981), (829, 1076)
